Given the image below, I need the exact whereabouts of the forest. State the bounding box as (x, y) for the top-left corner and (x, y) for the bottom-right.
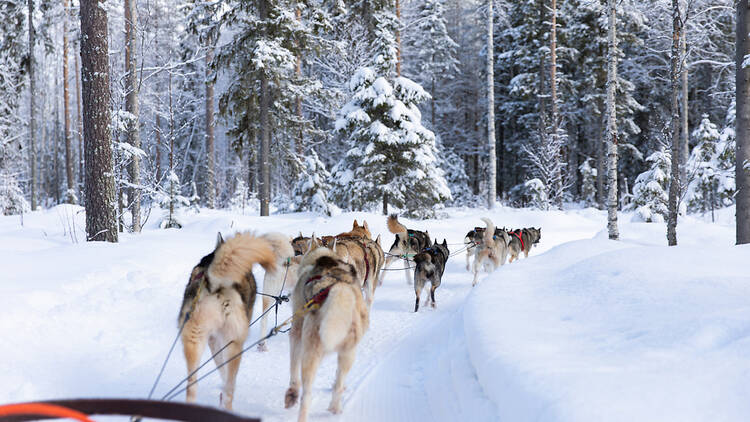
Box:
(0, 0), (747, 244)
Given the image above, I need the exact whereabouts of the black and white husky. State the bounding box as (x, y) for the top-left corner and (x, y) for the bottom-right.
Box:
(412, 240), (449, 312)
(378, 214), (431, 286)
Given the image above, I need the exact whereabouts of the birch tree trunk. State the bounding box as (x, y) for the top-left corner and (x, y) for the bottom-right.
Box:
(295, 4), (303, 155)
(667, 0), (682, 246)
(124, 0), (141, 231)
(259, 0), (270, 217)
(736, 0), (750, 245)
(80, 0), (118, 242)
(680, 0), (689, 181)
(396, 0), (402, 77)
(205, 39), (216, 209)
(606, 0), (619, 240)
(63, 0), (75, 204)
(487, 0), (496, 209)
(550, 0), (562, 209)
(28, 0), (37, 210)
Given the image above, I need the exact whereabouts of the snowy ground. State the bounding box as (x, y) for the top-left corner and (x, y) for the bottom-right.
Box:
(0, 204), (746, 421)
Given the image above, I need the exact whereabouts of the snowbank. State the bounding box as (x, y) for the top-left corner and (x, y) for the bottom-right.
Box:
(464, 223), (749, 421)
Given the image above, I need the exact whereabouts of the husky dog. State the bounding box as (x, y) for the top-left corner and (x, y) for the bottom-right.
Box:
(328, 235), (384, 306)
(378, 214), (431, 286)
(413, 240), (449, 312)
(321, 219), (373, 245)
(257, 232), (303, 352)
(471, 218), (510, 286)
(507, 227), (542, 263)
(464, 226), (510, 271)
(178, 232), (275, 410)
(285, 247), (369, 422)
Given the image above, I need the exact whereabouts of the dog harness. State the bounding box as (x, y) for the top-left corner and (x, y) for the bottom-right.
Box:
(304, 275), (333, 308)
(511, 230), (524, 250)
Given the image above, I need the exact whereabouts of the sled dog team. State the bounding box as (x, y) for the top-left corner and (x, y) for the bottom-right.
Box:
(177, 215), (540, 421)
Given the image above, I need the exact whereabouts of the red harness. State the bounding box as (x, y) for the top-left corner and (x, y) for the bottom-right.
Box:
(512, 230), (525, 250)
(304, 275), (333, 307)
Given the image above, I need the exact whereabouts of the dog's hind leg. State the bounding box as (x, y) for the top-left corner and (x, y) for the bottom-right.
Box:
(329, 345), (356, 414)
(257, 294), (273, 352)
(404, 259), (413, 285)
(298, 338), (323, 422)
(219, 341), (243, 410)
(181, 326), (208, 403)
(285, 319), (303, 409)
(465, 249), (472, 271)
(208, 336), (228, 383)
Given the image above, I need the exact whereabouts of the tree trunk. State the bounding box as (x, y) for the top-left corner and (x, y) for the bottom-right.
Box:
(680, 0), (689, 181)
(80, 0), (117, 242)
(259, 0), (270, 217)
(736, 0), (750, 245)
(596, 117), (605, 208)
(169, 71), (175, 224)
(28, 0), (37, 210)
(205, 40), (216, 209)
(382, 192), (388, 216)
(155, 114), (162, 182)
(606, 0), (619, 240)
(538, 0), (547, 120)
(295, 4), (303, 155)
(63, 0), (75, 204)
(396, 0), (402, 77)
(667, 0), (681, 246)
(124, 0), (141, 232)
(75, 39), (84, 198)
(487, 0), (496, 209)
(550, 0), (562, 209)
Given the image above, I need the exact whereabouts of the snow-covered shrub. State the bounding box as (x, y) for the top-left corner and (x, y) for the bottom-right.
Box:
(508, 178), (548, 209)
(630, 148), (670, 222)
(330, 67), (451, 217)
(291, 150), (336, 216)
(0, 172), (30, 215)
(228, 180), (259, 215)
(579, 158), (597, 207)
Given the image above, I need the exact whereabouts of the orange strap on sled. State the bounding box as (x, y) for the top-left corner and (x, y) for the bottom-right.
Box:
(0, 403), (95, 422)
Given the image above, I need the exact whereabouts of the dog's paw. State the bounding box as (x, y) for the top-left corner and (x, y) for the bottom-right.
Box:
(431, 302), (436, 309)
(284, 388), (299, 408)
(328, 402), (342, 414)
(257, 342), (268, 352)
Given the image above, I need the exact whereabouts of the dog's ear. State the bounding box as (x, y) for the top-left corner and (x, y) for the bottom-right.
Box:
(375, 234), (381, 246)
(352, 219), (359, 228)
(363, 220), (369, 230)
(215, 232), (224, 249)
(299, 231), (303, 238)
(331, 237), (338, 252)
(443, 239), (448, 247)
(307, 233), (317, 252)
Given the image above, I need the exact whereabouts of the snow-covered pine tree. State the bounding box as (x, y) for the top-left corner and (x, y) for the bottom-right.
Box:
(0, 0), (28, 201)
(441, 147), (474, 205)
(686, 113), (736, 216)
(402, 0), (459, 127)
(579, 158), (597, 207)
(630, 148), (671, 223)
(217, 0), (332, 215)
(0, 172), (30, 215)
(685, 114), (720, 214)
(330, 68), (450, 217)
(291, 149), (335, 216)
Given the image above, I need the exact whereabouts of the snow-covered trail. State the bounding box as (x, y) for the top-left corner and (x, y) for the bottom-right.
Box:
(0, 205), (599, 421)
(3, 204), (740, 421)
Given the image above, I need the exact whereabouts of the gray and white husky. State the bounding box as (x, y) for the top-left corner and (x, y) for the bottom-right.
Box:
(413, 239), (450, 312)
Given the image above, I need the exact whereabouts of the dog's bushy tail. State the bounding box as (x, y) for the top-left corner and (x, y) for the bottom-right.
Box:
(387, 214), (407, 234)
(210, 232), (277, 282)
(481, 217), (495, 247)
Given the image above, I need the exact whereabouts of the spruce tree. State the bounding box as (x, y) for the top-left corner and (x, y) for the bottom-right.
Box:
(330, 68), (450, 217)
(291, 149), (335, 216)
(631, 148), (671, 223)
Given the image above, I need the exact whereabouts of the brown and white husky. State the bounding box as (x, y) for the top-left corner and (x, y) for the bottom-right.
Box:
(177, 232), (275, 410)
(285, 246), (369, 422)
